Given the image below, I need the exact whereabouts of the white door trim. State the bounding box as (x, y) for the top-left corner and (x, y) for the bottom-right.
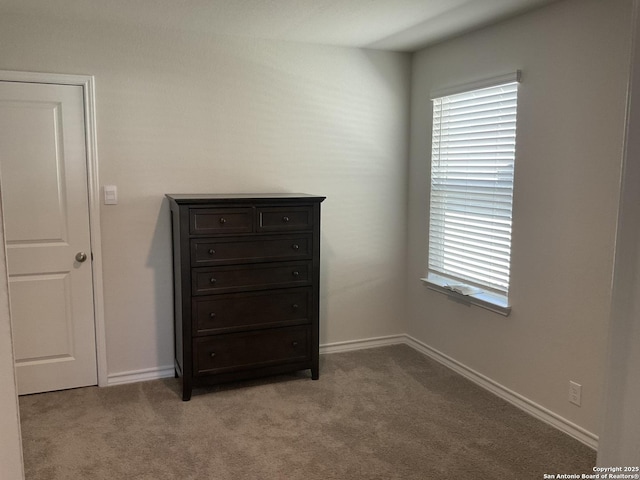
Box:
(0, 70), (107, 387)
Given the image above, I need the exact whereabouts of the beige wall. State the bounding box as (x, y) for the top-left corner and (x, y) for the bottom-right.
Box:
(407, 0), (633, 436)
(0, 14), (411, 377)
(0, 195), (24, 479)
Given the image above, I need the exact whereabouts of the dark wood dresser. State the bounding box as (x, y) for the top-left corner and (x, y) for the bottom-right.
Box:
(166, 194), (325, 401)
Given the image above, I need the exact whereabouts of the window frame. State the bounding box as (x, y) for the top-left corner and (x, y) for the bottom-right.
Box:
(421, 71), (521, 316)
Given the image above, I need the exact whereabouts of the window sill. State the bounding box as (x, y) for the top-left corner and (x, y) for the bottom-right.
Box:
(420, 275), (511, 317)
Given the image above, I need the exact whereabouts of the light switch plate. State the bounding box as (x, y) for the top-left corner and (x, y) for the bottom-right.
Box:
(104, 185), (118, 205)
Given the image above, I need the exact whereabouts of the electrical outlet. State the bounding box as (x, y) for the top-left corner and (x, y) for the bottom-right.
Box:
(569, 381), (582, 406)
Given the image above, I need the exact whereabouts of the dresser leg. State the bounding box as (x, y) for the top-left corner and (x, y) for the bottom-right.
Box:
(311, 368), (319, 380)
(182, 380), (192, 401)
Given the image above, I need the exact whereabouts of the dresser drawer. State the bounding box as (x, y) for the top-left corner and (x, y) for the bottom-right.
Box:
(192, 288), (311, 335)
(257, 206), (313, 232)
(191, 234), (311, 266)
(194, 326), (311, 375)
(192, 261), (311, 295)
(190, 208), (253, 235)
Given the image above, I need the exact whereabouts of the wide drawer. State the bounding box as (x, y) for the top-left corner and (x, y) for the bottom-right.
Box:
(192, 287), (311, 335)
(257, 206), (313, 232)
(192, 261), (311, 295)
(194, 326), (311, 375)
(190, 208), (253, 235)
(191, 234), (311, 266)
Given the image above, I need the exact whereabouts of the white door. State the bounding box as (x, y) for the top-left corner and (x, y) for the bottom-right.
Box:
(0, 81), (98, 395)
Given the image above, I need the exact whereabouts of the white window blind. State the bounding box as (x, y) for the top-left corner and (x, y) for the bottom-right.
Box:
(428, 78), (519, 298)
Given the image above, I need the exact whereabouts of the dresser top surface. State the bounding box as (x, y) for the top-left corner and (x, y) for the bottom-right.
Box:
(166, 193), (325, 205)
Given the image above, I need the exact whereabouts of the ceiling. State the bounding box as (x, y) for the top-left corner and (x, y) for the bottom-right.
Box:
(0, 0), (560, 51)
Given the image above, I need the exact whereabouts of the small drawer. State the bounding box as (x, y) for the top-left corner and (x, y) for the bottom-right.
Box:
(194, 326), (311, 375)
(257, 206), (313, 232)
(190, 208), (253, 235)
(192, 261), (311, 295)
(191, 234), (311, 266)
(192, 288), (311, 335)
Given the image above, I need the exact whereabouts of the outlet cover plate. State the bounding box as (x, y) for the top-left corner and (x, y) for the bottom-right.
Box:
(569, 381), (582, 406)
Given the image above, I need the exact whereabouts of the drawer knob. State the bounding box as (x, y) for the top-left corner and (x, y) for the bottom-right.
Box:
(292, 303), (299, 310)
(210, 352), (216, 358)
(219, 217), (227, 224)
(282, 216), (290, 223)
(209, 312), (216, 319)
(292, 271), (299, 277)
(292, 244), (299, 251)
(208, 249), (215, 255)
(292, 341), (298, 347)
(209, 278), (217, 284)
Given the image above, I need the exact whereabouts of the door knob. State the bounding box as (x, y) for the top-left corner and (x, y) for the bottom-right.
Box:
(75, 252), (88, 263)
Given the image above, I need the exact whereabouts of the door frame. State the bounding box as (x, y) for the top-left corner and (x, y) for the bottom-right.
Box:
(0, 70), (107, 387)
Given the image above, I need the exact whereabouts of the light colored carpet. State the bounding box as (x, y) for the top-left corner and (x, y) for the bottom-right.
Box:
(19, 345), (595, 479)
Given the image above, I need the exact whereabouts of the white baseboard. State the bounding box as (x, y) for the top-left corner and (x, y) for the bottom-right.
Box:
(318, 333), (597, 450)
(319, 334), (406, 354)
(403, 335), (599, 450)
(107, 365), (175, 386)
(105, 335), (403, 386)
(105, 335), (406, 386)
(105, 335), (404, 385)
(104, 334), (598, 450)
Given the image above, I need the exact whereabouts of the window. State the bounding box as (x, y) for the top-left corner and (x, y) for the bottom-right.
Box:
(423, 72), (520, 315)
